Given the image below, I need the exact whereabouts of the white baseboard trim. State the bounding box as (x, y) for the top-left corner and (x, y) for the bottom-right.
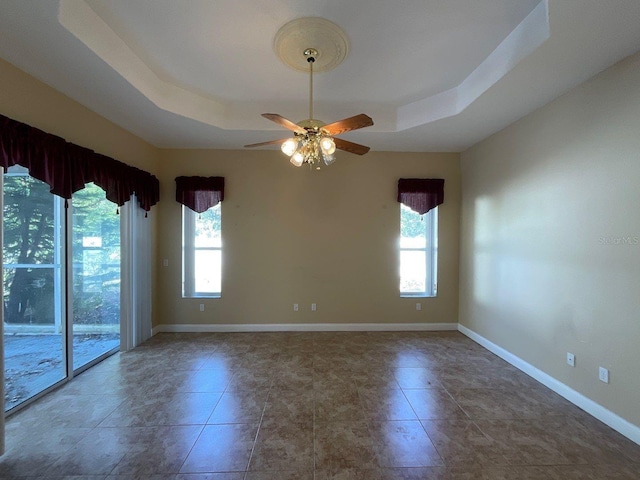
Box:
(152, 322), (458, 335)
(458, 324), (640, 446)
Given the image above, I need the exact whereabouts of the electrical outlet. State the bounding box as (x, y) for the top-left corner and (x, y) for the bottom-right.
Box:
(293, 303), (299, 311)
(311, 303), (317, 311)
(163, 259), (169, 267)
(566, 352), (575, 367)
(416, 303), (422, 311)
(599, 367), (609, 384)
(199, 304), (204, 312)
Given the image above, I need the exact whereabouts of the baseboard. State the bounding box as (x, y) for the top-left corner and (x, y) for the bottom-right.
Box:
(152, 322), (458, 335)
(457, 324), (640, 446)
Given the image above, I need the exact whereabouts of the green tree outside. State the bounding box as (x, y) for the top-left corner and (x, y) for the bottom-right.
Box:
(3, 173), (120, 326)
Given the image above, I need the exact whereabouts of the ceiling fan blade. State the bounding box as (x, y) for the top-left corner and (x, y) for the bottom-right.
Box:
(321, 114), (374, 136)
(262, 113), (307, 134)
(334, 137), (371, 155)
(244, 138), (288, 148)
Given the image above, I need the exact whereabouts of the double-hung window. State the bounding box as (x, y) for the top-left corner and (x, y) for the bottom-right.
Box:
(400, 204), (438, 297)
(397, 178), (443, 298)
(182, 204), (222, 298)
(177, 176), (224, 298)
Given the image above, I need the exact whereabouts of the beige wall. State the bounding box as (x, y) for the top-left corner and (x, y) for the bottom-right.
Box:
(460, 51), (640, 427)
(156, 149), (460, 327)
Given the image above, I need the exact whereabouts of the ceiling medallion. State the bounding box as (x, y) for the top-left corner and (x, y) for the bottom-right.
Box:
(273, 17), (349, 73)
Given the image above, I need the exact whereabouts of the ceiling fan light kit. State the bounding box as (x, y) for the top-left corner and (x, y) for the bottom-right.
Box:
(244, 17), (373, 170)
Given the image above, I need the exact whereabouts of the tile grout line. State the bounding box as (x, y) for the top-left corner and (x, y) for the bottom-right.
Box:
(242, 354), (278, 479)
(354, 374), (379, 472)
(312, 338), (318, 480)
(174, 350), (226, 477)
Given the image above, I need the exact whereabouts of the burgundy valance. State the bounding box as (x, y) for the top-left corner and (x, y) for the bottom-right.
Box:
(0, 113), (160, 211)
(397, 178), (445, 215)
(175, 176), (225, 213)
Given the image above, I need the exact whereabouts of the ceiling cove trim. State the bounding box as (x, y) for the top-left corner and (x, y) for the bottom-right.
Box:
(397, 0), (550, 130)
(58, 0), (229, 127)
(58, 0), (548, 133)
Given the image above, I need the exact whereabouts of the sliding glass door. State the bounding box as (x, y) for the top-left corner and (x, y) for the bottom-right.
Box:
(2, 167), (66, 411)
(72, 183), (120, 371)
(3, 171), (121, 412)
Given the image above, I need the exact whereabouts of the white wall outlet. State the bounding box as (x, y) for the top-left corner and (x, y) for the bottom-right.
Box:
(311, 303), (317, 311)
(416, 303), (422, 311)
(293, 303), (299, 311)
(163, 259), (169, 267)
(599, 367), (609, 383)
(199, 304), (204, 312)
(566, 352), (575, 367)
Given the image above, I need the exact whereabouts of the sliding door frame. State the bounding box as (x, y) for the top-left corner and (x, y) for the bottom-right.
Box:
(2, 176), (121, 416)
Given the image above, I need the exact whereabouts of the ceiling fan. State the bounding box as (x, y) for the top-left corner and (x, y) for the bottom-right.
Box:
(244, 47), (374, 169)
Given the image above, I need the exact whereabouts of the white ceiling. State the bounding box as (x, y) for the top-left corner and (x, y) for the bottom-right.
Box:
(1, 0), (640, 152)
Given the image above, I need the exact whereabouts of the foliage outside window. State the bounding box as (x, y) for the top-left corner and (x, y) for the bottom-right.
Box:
(400, 204), (438, 297)
(72, 183), (121, 328)
(2, 169), (121, 327)
(182, 204), (222, 298)
(2, 169), (61, 326)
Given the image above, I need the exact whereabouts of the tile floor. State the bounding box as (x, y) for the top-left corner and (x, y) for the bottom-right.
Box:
(1, 331), (639, 479)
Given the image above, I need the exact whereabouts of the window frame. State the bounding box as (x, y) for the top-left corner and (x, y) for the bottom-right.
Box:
(399, 205), (438, 298)
(182, 204), (222, 298)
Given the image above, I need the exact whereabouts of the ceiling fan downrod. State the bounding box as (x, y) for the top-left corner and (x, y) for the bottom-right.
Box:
(304, 48), (317, 121)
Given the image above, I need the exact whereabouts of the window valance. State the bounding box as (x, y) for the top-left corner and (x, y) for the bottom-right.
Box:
(397, 178), (445, 215)
(0, 113), (160, 211)
(175, 176), (225, 213)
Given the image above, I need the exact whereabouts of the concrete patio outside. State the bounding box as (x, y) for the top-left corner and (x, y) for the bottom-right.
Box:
(4, 329), (119, 411)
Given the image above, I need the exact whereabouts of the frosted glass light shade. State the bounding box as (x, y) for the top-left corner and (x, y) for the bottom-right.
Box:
(281, 138), (298, 156)
(290, 151), (304, 166)
(322, 152), (336, 166)
(320, 137), (336, 155)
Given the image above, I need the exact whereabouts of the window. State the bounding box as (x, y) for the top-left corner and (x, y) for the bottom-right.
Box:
(400, 203), (438, 297)
(182, 204), (222, 297)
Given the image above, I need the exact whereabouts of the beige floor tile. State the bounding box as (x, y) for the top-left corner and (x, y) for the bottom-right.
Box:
(315, 386), (366, 423)
(175, 369), (233, 393)
(248, 421), (314, 472)
(379, 467), (451, 479)
(109, 425), (202, 475)
(358, 387), (417, 421)
(179, 424), (258, 473)
(3, 331), (637, 478)
(245, 471), (314, 479)
(175, 473), (244, 480)
(368, 420), (444, 468)
(261, 387), (314, 424)
(403, 388), (468, 421)
(207, 389), (269, 424)
(314, 421), (378, 471)
(421, 419), (511, 467)
(99, 392), (222, 427)
(394, 367), (442, 389)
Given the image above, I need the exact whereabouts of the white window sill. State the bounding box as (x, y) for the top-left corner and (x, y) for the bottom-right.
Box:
(183, 294), (221, 299)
